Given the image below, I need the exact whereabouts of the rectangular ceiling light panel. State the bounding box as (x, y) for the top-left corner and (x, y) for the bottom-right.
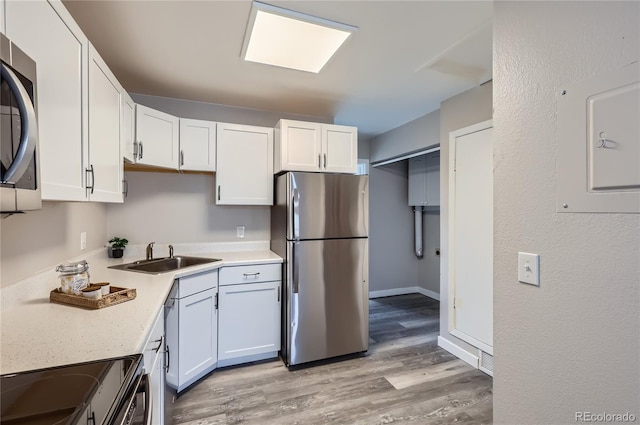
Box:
(243, 2), (356, 73)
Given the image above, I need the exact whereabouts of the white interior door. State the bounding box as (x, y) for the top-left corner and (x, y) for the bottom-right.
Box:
(449, 120), (493, 354)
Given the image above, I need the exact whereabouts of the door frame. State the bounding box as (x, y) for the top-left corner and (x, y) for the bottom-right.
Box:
(447, 119), (494, 355)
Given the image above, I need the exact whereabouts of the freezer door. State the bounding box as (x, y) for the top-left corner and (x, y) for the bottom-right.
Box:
(285, 238), (369, 366)
(281, 172), (369, 240)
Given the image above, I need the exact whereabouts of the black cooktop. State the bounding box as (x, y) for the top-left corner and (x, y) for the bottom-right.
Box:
(1, 354), (142, 425)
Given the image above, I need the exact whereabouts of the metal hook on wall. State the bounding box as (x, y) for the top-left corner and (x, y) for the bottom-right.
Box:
(597, 131), (611, 149)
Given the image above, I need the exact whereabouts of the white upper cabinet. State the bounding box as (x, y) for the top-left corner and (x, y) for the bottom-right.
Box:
(179, 119), (216, 172)
(408, 152), (440, 207)
(274, 120), (323, 172)
(87, 44), (122, 202)
(5, 0), (88, 201)
(121, 92), (136, 164)
(135, 104), (180, 169)
(275, 119), (358, 174)
(322, 124), (358, 173)
(216, 123), (273, 205)
(6, 0), (126, 203)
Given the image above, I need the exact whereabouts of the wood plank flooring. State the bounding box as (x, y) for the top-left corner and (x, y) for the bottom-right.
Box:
(171, 294), (493, 425)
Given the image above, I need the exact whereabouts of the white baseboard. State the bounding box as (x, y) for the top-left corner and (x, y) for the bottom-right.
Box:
(438, 336), (479, 369)
(369, 286), (440, 301)
(415, 287), (440, 301)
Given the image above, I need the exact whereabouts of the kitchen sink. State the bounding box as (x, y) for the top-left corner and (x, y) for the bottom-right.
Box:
(109, 256), (221, 274)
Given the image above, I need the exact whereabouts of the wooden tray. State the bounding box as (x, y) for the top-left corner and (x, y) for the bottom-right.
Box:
(50, 285), (136, 309)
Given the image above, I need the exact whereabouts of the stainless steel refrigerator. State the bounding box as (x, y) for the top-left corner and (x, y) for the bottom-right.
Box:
(271, 172), (369, 367)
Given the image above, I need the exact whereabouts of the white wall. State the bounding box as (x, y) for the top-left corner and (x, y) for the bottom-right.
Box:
(1, 202), (107, 286)
(439, 83), (493, 355)
(369, 109), (440, 164)
(493, 2), (639, 423)
(107, 171), (269, 246)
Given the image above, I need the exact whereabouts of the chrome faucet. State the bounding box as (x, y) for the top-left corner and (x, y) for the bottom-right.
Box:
(146, 242), (155, 261)
(168, 245), (174, 259)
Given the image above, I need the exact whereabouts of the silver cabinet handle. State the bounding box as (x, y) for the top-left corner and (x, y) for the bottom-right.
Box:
(165, 345), (170, 373)
(86, 164), (95, 194)
(139, 141), (143, 159)
(0, 64), (37, 184)
(318, 154), (322, 169)
(180, 150), (184, 166)
(133, 141), (139, 160)
(243, 272), (260, 277)
(150, 335), (163, 353)
(323, 153), (327, 169)
(217, 185), (221, 201)
(123, 179), (128, 198)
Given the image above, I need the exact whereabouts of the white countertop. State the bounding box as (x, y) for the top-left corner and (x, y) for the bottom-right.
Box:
(0, 242), (281, 375)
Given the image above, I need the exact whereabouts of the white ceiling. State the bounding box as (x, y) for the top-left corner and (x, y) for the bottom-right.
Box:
(62, 0), (493, 139)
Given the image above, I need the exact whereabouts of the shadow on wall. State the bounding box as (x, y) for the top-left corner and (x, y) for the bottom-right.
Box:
(1, 201), (108, 286)
(107, 171), (270, 245)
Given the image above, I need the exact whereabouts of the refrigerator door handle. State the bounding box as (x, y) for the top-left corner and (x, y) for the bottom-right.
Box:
(292, 187), (300, 241)
(292, 241), (300, 294)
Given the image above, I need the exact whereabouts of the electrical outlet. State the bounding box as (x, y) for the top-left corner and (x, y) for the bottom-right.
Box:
(236, 225), (245, 239)
(80, 232), (87, 250)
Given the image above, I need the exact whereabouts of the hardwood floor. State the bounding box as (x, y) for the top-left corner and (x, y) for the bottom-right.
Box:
(171, 294), (493, 425)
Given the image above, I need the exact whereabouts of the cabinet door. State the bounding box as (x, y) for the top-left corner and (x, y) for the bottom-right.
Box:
(121, 92), (136, 163)
(322, 124), (358, 173)
(275, 120), (322, 173)
(408, 156), (427, 207)
(143, 309), (165, 425)
(178, 288), (217, 390)
(179, 118), (216, 172)
(218, 281), (280, 361)
(5, 0), (88, 201)
(424, 153), (440, 206)
(136, 104), (179, 169)
(87, 44), (122, 203)
(216, 123), (273, 205)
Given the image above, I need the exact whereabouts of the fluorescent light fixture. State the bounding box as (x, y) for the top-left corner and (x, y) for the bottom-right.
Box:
(241, 2), (357, 73)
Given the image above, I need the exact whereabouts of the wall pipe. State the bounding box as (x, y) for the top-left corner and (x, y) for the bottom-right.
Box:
(414, 206), (424, 258)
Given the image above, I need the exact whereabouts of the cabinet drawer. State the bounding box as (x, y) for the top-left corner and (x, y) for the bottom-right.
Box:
(219, 263), (281, 286)
(177, 269), (218, 298)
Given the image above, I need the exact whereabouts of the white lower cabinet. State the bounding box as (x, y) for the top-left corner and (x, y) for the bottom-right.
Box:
(218, 264), (281, 367)
(143, 308), (165, 425)
(165, 270), (218, 393)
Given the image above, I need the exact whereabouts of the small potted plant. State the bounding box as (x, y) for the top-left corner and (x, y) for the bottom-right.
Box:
(108, 237), (129, 258)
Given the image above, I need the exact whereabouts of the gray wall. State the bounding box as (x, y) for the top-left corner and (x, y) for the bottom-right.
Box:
(439, 83), (493, 354)
(369, 109), (440, 164)
(368, 161), (419, 292)
(107, 172), (270, 246)
(1, 202), (107, 286)
(367, 107), (442, 296)
(493, 2), (639, 423)
(132, 93), (331, 127)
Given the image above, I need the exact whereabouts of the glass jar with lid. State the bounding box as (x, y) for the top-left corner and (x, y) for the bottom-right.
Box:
(56, 260), (90, 295)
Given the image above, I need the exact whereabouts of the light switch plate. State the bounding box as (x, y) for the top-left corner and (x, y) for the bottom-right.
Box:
(236, 225), (245, 239)
(80, 232), (87, 250)
(518, 252), (540, 286)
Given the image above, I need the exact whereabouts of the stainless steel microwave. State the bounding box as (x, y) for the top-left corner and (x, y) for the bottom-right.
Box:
(1, 33), (41, 213)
